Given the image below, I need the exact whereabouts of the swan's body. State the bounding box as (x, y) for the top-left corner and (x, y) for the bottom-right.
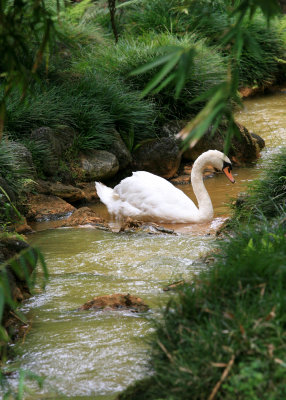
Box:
(95, 150), (235, 223)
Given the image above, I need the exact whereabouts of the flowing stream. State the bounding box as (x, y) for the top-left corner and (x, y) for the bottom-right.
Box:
(6, 91), (286, 399)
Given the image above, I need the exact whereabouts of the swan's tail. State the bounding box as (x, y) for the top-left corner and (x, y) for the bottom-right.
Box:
(95, 182), (114, 205)
(95, 181), (121, 217)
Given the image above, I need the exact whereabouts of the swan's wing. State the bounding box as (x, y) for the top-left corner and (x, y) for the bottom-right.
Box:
(96, 181), (142, 218)
(113, 171), (199, 221)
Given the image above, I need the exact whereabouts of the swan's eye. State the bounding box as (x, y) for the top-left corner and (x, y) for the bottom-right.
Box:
(223, 160), (232, 171)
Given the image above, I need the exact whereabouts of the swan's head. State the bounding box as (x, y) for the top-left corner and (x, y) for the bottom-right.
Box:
(198, 150), (235, 183)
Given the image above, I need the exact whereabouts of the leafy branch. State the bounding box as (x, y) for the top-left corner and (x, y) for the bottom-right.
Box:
(0, 0), (61, 140)
(0, 245), (48, 343)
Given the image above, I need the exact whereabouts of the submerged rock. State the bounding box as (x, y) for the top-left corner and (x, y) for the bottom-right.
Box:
(119, 219), (175, 234)
(163, 280), (186, 291)
(79, 293), (149, 313)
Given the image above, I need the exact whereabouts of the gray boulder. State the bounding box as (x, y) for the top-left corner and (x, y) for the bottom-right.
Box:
(79, 150), (119, 181)
(132, 137), (181, 179)
(30, 126), (75, 176)
(171, 120), (263, 164)
(162, 120), (187, 137)
(250, 132), (265, 150)
(107, 130), (132, 170)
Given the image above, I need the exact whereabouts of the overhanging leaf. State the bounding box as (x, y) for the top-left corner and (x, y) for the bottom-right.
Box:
(141, 51), (182, 97)
(129, 49), (180, 76)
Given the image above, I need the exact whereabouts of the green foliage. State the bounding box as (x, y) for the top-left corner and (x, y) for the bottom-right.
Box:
(223, 360), (274, 399)
(0, 0), (63, 138)
(0, 186), (22, 231)
(0, 243), (48, 397)
(66, 0), (92, 23)
(237, 17), (285, 87)
(0, 241), (48, 363)
(106, 0), (284, 152)
(0, 139), (28, 192)
(0, 368), (45, 400)
(233, 148), (286, 220)
(4, 70), (157, 152)
(118, 0), (189, 35)
(0, 245), (47, 322)
(66, 72), (156, 149)
(85, 32), (226, 123)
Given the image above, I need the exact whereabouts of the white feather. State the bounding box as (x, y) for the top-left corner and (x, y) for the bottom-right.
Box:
(95, 150), (233, 223)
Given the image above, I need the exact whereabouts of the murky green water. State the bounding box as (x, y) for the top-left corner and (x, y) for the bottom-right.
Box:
(236, 90), (286, 152)
(6, 91), (286, 399)
(9, 229), (212, 399)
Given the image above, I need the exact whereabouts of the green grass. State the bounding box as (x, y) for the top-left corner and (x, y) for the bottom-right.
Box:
(0, 140), (28, 192)
(80, 32), (226, 121)
(90, 0), (285, 88)
(0, 139), (32, 224)
(237, 17), (285, 87)
(4, 71), (157, 152)
(119, 149), (286, 400)
(4, 31), (226, 154)
(233, 149), (286, 220)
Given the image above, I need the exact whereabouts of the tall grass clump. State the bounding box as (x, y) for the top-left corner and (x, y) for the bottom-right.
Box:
(94, 0), (285, 88)
(5, 32), (225, 148)
(4, 71), (157, 151)
(117, 0), (190, 36)
(82, 32), (226, 122)
(0, 140), (29, 192)
(233, 149), (286, 220)
(0, 139), (34, 225)
(237, 17), (285, 87)
(187, 7), (285, 87)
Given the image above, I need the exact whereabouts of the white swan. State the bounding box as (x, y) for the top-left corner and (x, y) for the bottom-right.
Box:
(95, 150), (235, 223)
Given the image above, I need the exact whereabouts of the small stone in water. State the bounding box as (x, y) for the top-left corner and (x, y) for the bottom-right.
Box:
(79, 293), (149, 313)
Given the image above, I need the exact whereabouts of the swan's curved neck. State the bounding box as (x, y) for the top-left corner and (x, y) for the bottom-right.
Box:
(191, 155), (213, 220)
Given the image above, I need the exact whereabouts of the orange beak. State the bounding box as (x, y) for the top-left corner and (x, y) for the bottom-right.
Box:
(223, 166), (235, 183)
